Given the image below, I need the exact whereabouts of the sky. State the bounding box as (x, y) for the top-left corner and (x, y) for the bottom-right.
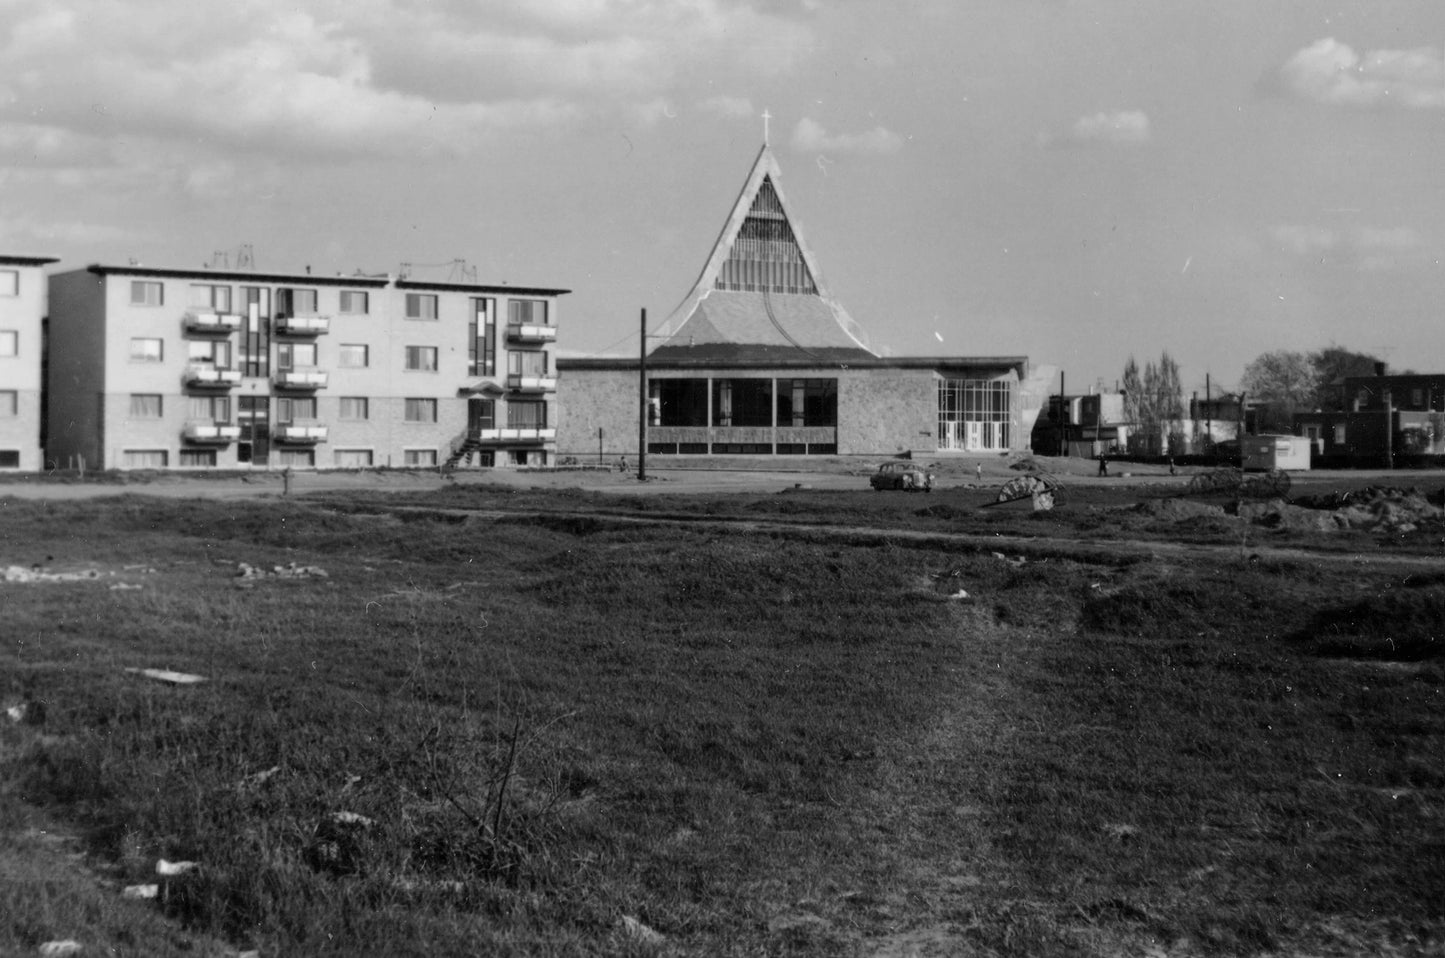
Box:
(2, 0), (1443, 395)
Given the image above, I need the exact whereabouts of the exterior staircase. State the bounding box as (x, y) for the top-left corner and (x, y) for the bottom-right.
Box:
(443, 430), (483, 470)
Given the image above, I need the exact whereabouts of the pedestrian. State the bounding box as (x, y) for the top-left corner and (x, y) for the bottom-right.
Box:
(975, 463), (983, 482)
(618, 455), (628, 473)
(1168, 455), (1176, 476)
(1097, 453), (1108, 477)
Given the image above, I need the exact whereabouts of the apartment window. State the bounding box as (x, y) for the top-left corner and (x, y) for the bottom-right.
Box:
(469, 298), (496, 376)
(508, 299), (547, 326)
(1334, 424), (1347, 444)
(130, 281), (163, 306)
(187, 395), (231, 421)
(188, 340), (231, 367)
(405, 346), (438, 371)
(0, 450), (20, 468)
(339, 290), (369, 315)
(277, 287), (318, 315)
(0, 330), (17, 357)
(129, 338), (163, 363)
(406, 293), (439, 320)
(404, 398), (437, 423)
(129, 394), (163, 418)
(1411, 389), (1424, 408)
(338, 397), (369, 420)
(240, 286), (270, 316)
(123, 450), (168, 468)
(0, 391), (16, 416)
(468, 398), (495, 431)
(189, 284), (232, 312)
(338, 344), (369, 368)
(507, 350), (547, 377)
(276, 397), (317, 422)
(0, 271), (17, 296)
(179, 450), (217, 468)
(334, 449), (373, 467)
(277, 342), (317, 370)
(506, 400), (546, 428)
(276, 449), (314, 468)
(404, 449), (438, 467)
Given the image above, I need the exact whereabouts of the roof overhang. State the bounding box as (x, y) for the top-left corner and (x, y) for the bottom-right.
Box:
(88, 264), (391, 287)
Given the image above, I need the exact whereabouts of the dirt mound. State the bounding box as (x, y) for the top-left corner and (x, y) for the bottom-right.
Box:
(1131, 498), (1232, 522)
(1289, 485), (1445, 533)
(1237, 499), (1348, 533)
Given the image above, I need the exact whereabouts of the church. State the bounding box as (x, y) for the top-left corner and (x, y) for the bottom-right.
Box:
(556, 141), (1050, 460)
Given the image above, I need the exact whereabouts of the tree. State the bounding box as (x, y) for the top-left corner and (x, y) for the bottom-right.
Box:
(1309, 345), (1383, 410)
(1121, 352), (1183, 454)
(1240, 350), (1316, 432)
(1121, 356), (1142, 451)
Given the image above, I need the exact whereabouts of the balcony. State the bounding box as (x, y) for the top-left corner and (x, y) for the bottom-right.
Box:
(505, 374), (557, 393)
(273, 424), (328, 443)
(184, 364), (242, 388)
(273, 370), (329, 390)
(273, 315), (331, 336)
(506, 323), (556, 344)
(183, 311), (243, 334)
(182, 423), (241, 443)
(499, 427), (556, 442)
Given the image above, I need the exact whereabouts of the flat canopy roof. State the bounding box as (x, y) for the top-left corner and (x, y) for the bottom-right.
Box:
(559, 354), (1030, 374)
(83, 265), (570, 296)
(87, 265), (392, 288)
(0, 255), (60, 266)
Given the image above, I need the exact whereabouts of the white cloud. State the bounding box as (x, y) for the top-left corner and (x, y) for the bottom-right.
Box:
(1065, 110), (1151, 146)
(790, 117), (904, 155)
(1278, 38), (1445, 110)
(1272, 224), (1337, 255)
(698, 95), (755, 119)
(1273, 223), (1431, 271)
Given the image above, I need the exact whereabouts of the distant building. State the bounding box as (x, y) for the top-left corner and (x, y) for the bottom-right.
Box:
(1294, 370), (1445, 464)
(1031, 391), (1130, 456)
(46, 265), (568, 470)
(0, 255), (59, 470)
(557, 143), (1051, 459)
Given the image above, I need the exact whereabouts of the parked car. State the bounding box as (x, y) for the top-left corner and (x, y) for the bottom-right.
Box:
(869, 461), (935, 492)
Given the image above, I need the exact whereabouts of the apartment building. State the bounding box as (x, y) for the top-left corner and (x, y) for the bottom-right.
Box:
(0, 255), (59, 470)
(46, 264), (567, 470)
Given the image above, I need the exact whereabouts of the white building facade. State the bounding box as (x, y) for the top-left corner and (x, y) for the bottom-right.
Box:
(47, 265), (567, 470)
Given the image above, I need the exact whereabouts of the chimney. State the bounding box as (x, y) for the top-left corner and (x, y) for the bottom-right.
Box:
(1375, 361), (1387, 376)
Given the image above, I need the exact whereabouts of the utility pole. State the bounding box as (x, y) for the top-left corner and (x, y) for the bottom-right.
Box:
(637, 308), (647, 482)
(1384, 389), (1393, 470)
(1058, 370), (1066, 456)
(1205, 373), (1212, 447)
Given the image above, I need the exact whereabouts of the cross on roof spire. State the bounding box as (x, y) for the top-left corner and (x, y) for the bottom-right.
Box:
(761, 108), (772, 145)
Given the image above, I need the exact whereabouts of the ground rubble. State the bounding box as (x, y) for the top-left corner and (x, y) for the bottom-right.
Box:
(1130, 484), (1445, 534)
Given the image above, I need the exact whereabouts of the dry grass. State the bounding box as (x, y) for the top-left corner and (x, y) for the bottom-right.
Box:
(1, 491), (1441, 956)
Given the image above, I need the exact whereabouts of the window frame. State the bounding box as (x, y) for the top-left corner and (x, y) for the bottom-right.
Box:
(405, 345), (439, 372)
(129, 338), (164, 363)
(404, 398), (438, 423)
(339, 290), (370, 315)
(405, 293), (439, 321)
(0, 390), (17, 417)
(130, 281), (164, 307)
(338, 343), (370, 369)
(338, 397), (370, 420)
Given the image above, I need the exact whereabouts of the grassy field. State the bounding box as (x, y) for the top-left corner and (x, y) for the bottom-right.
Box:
(1, 484), (1442, 956)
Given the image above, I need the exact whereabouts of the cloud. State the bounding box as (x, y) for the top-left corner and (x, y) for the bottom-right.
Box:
(790, 118), (904, 155)
(1277, 38), (1445, 109)
(1045, 110), (1151, 148)
(698, 95), (755, 119)
(0, 0), (817, 163)
(1272, 223), (1431, 271)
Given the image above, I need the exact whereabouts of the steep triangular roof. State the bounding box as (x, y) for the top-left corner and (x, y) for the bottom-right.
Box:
(650, 143), (874, 360)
